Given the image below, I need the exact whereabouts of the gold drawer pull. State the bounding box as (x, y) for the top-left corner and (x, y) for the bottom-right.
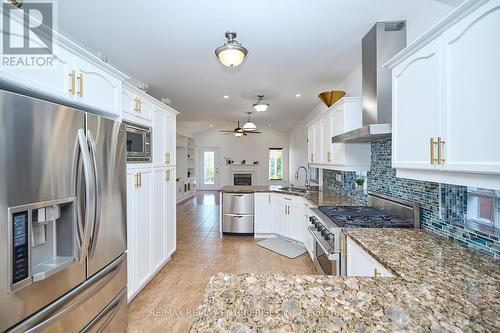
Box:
(373, 268), (381, 278)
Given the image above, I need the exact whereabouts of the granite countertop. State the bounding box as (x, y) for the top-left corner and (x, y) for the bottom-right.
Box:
(218, 185), (358, 207)
(190, 228), (500, 332)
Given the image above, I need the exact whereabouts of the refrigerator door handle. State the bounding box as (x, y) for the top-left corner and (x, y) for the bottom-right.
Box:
(87, 130), (101, 258)
(77, 129), (96, 263)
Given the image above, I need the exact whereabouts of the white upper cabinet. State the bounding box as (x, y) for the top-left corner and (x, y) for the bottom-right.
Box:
(307, 98), (370, 171)
(0, 13), (127, 119)
(392, 39), (442, 170)
(386, 0), (500, 189)
(122, 84), (153, 123)
(72, 57), (122, 117)
(440, 0), (500, 174)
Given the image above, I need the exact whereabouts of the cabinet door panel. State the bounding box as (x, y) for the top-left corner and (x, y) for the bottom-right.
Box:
(288, 202), (304, 242)
(74, 58), (121, 117)
(441, 1), (500, 174)
(153, 169), (167, 271)
(275, 200), (288, 237)
(392, 39), (441, 170)
(313, 123), (322, 163)
(1, 44), (74, 101)
(346, 238), (376, 277)
(126, 171), (137, 300)
(135, 170), (152, 288)
(166, 113), (176, 165)
(254, 193), (275, 234)
(321, 115), (333, 164)
(166, 168), (176, 256)
(153, 108), (167, 165)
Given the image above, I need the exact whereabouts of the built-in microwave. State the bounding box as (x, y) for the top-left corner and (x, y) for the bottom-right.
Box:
(124, 121), (151, 163)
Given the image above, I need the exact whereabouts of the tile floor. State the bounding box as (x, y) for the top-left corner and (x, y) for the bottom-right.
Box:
(127, 191), (317, 332)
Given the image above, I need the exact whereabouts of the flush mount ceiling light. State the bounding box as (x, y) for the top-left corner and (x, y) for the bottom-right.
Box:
(253, 95), (269, 112)
(215, 31), (248, 67)
(242, 112), (257, 132)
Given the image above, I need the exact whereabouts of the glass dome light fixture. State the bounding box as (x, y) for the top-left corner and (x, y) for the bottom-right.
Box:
(242, 112), (257, 132)
(253, 95), (269, 112)
(215, 31), (248, 67)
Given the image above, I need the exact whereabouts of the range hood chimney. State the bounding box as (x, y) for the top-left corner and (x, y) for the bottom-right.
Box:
(332, 21), (406, 143)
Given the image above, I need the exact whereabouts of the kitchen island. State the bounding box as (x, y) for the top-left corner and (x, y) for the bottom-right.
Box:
(190, 228), (500, 332)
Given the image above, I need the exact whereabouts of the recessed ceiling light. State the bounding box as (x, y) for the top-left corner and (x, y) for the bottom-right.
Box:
(295, 94), (301, 97)
(223, 95), (229, 99)
(209, 124), (214, 128)
(268, 123), (272, 126)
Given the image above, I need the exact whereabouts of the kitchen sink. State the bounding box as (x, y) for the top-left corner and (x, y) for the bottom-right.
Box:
(277, 186), (318, 194)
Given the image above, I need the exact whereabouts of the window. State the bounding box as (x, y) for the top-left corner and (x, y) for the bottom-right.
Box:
(269, 148), (283, 180)
(467, 188), (500, 229)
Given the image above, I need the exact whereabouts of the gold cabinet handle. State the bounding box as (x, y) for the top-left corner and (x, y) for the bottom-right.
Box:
(133, 98), (138, 112)
(374, 268), (381, 278)
(69, 70), (75, 95)
(430, 138), (438, 165)
(437, 137), (445, 164)
(137, 97), (142, 113)
(165, 170), (170, 182)
(311, 153), (314, 162)
(327, 152), (331, 162)
(77, 72), (83, 97)
(164, 153), (170, 164)
(344, 236), (348, 257)
(134, 173), (139, 188)
(138, 172), (142, 188)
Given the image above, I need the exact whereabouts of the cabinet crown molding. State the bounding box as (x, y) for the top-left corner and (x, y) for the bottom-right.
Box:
(384, 0), (490, 69)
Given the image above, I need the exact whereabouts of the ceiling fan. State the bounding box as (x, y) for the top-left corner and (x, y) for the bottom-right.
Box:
(219, 120), (261, 137)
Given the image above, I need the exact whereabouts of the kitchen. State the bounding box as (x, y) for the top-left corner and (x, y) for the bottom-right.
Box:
(0, 0), (499, 332)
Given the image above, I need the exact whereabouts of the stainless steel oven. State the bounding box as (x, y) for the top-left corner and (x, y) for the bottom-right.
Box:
(308, 226), (340, 275)
(124, 121), (151, 163)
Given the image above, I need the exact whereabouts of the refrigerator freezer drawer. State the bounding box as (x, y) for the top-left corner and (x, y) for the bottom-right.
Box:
(222, 193), (254, 215)
(7, 254), (127, 333)
(222, 214), (254, 234)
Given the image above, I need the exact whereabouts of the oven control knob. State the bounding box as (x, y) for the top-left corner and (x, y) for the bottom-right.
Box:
(316, 225), (323, 232)
(309, 216), (315, 223)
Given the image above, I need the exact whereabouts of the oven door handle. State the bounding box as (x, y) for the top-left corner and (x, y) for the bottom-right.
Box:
(308, 226), (334, 256)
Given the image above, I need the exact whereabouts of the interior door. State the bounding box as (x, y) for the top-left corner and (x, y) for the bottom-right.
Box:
(86, 114), (127, 277)
(0, 90), (86, 332)
(199, 148), (219, 190)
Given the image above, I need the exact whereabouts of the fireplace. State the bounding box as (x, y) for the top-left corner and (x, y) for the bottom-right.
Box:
(234, 173), (252, 186)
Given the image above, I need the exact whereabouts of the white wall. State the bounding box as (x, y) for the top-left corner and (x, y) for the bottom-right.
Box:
(195, 127), (290, 187)
(288, 1), (457, 182)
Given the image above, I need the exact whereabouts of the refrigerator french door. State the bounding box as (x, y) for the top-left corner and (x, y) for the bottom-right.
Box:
(0, 89), (127, 332)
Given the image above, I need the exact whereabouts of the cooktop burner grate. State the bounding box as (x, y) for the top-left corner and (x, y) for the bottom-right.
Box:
(318, 206), (413, 228)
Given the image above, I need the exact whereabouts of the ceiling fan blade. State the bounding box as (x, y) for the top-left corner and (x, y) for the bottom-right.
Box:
(219, 130), (235, 133)
(244, 131), (261, 134)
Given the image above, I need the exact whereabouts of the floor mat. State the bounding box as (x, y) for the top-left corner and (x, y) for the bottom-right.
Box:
(257, 238), (307, 259)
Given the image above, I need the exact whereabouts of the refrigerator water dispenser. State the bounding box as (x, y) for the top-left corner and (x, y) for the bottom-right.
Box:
(8, 197), (76, 292)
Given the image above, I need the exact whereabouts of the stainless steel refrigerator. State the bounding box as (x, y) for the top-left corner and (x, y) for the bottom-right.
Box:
(0, 89), (128, 332)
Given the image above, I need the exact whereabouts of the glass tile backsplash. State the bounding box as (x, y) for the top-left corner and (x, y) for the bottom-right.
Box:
(323, 138), (499, 257)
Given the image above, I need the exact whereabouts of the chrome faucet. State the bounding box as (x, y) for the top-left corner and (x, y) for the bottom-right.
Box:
(295, 166), (309, 188)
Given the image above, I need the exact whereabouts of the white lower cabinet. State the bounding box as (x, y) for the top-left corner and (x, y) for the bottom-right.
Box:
(254, 193), (275, 234)
(127, 168), (152, 300)
(274, 194), (304, 242)
(346, 236), (393, 278)
(127, 166), (176, 302)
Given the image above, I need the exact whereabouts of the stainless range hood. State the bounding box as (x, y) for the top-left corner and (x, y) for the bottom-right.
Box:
(332, 21), (406, 143)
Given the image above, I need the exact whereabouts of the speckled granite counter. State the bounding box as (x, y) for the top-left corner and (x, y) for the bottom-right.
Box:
(191, 228), (500, 332)
(218, 185), (358, 207)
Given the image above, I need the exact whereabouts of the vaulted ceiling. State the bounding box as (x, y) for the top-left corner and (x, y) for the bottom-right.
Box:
(57, 0), (450, 135)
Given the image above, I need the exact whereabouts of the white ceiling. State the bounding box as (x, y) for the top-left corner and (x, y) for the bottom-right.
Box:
(57, 0), (439, 134)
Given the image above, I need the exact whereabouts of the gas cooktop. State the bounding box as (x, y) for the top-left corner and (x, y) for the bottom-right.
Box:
(318, 205), (414, 228)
